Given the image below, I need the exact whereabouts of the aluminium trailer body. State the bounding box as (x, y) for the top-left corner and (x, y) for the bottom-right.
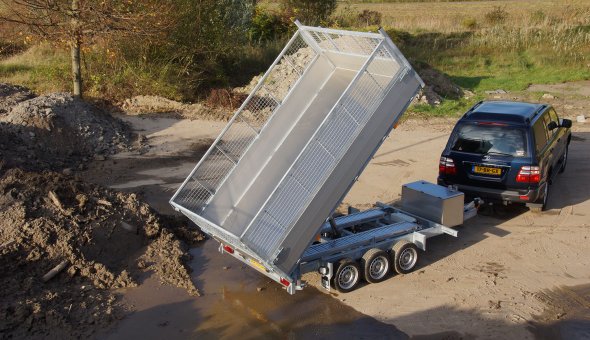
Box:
(170, 22), (424, 293)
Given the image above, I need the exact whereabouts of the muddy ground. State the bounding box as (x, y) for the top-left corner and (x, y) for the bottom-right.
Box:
(74, 81), (590, 339)
(0, 86), (203, 339)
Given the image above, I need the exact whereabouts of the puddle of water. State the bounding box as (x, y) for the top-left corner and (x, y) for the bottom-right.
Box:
(105, 240), (408, 340)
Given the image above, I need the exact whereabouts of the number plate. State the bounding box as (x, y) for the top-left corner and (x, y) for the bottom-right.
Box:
(473, 165), (502, 175)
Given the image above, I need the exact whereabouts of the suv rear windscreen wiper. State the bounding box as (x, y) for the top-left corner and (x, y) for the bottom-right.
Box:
(483, 151), (514, 157)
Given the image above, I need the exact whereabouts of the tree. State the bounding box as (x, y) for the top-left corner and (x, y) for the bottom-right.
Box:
(281, 0), (337, 26)
(0, 0), (171, 98)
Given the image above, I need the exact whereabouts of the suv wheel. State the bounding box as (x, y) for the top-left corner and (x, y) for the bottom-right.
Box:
(559, 146), (568, 173)
(531, 182), (549, 212)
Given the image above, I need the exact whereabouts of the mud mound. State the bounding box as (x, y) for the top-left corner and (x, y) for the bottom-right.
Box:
(121, 95), (230, 120)
(0, 92), (132, 172)
(412, 64), (464, 106)
(0, 169), (203, 338)
(0, 83), (35, 115)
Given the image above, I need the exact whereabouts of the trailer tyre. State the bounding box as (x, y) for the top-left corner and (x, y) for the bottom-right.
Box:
(391, 241), (419, 275)
(361, 248), (390, 283)
(333, 259), (361, 293)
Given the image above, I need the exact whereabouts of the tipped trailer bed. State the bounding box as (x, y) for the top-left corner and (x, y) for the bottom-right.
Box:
(170, 23), (478, 294)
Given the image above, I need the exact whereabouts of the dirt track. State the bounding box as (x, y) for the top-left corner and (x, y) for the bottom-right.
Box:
(83, 89), (590, 338)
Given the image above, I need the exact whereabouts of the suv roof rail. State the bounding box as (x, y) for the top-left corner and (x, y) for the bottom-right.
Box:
(464, 101), (484, 117)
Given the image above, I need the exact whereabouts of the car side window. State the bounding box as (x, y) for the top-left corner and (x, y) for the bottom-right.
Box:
(533, 119), (548, 153)
(549, 108), (559, 124)
(543, 111), (554, 137)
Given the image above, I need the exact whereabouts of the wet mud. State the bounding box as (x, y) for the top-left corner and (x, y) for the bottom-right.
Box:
(105, 241), (409, 339)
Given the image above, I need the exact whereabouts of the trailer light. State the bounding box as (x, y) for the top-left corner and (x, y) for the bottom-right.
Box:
(519, 195), (529, 201)
(318, 266), (328, 275)
(222, 244), (234, 254)
(280, 278), (291, 287)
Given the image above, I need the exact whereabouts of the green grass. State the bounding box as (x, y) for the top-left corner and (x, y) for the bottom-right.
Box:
(0, 43), (70, 94)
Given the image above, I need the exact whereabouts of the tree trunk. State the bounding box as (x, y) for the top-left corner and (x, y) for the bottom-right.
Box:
(71, 0), (82, 98)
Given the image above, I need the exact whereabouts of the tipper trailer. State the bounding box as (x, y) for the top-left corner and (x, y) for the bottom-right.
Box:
(170, 22), (480, 294)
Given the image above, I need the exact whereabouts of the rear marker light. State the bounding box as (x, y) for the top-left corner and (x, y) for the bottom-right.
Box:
(280, 278), (291, 287)
(439, 157), (456, 175)
(222, 245), (234, 254)
(516, 166), (540, 183)
(519, 195), (529, 201)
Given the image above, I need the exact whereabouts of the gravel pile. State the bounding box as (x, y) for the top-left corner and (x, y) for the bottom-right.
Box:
(0, 91), (133, 172)
(0, 83), (36, 115)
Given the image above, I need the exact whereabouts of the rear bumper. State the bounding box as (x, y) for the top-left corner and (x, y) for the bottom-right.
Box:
(437, 178), (543, 204)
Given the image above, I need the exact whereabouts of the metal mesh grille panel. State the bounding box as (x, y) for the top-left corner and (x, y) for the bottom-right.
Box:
(172, 31), (317, 211)
(243, 43), (402, 259)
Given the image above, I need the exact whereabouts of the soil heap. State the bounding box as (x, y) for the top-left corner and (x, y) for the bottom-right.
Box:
(0, 83), (35, 115)
(0, 90), (132, 172)
(0, 168), (203, 339)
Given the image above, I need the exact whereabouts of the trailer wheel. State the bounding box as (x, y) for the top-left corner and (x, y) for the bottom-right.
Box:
(333, 259), (361, 293)
(361, 248), (390, 283)
(391, 241), (419, 275)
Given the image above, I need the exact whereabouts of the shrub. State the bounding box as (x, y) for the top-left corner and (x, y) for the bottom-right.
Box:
(461, 18), (478, 30)
(332, 1), (358, 27)
(485, 6), (509, 25)
(358, 10), (382, 27)
(249, 7), (291, 43)
(281, 0), (337, 26)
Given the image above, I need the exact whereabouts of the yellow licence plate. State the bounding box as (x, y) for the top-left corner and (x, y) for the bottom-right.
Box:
(248, 258), (267, 272)
(473, 165), (502, 175)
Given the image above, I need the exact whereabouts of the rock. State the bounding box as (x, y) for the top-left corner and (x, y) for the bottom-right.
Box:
(257, 287), (264, 292)
(222, 266), (230, 270)
(95, 155), (106, 161)
(28, 132), (35, 138)
(62, 168), (73, 176)
(541, 93), (556, 99)
(577, 115), (586, 123)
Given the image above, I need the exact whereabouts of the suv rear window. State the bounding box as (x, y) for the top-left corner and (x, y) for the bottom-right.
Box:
(450, 123), (527, 157)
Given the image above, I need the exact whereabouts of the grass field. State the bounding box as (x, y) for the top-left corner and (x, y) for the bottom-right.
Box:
(351, 0), (589, 32)
(345, 0), (590, 115)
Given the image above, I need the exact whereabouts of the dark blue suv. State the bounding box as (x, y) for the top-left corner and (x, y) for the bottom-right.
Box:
(438, 101), (572, 211)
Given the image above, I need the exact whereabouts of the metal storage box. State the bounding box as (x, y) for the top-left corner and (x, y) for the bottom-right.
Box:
(170, 22), (423, 280)
(401, 181), (464, 227)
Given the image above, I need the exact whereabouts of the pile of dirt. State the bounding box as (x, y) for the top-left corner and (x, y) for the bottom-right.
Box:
(121, 95), (230, 120)
(0, 91), (133, 172)
(0, 83), (35, 115)
(0, 168), (203, 338)
(412, 64), (464, 106)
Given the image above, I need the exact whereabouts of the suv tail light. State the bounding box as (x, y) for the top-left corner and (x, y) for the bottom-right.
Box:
(439, 157), (456, 175)
(516, 166), (540, 183)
